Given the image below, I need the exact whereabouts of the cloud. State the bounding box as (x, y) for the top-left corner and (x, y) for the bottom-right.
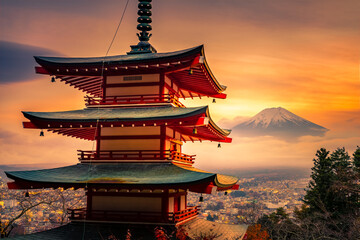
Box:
(0, 41), (61, 84)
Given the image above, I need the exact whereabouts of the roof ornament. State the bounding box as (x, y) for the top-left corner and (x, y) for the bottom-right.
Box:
(128, 0), (157, 54)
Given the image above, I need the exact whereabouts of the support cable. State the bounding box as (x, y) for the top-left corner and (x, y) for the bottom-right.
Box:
(82, 1), (130, 239)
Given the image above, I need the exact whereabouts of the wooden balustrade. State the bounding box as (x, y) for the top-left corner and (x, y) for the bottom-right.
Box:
(85, 94), (185, 108)
(173, 206), (199, 222)
(78, 150), (195, 164)
(67, 206), (199, 223)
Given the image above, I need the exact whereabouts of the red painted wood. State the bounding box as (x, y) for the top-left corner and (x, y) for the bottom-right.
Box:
(35, 66), (49, 74)
(105, 81), (160, 88)
(102, 76), (107, 99)
(23, 122), (37, 128)
(96, 135), (161, 140)
(96, 126), (101, 155)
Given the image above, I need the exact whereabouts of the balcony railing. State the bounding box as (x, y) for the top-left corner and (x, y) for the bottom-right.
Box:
(85, 94), (185, 108)
(78, 150), (195, 164)
(67, 206), (199, 223)
(173, 206), (199, 223)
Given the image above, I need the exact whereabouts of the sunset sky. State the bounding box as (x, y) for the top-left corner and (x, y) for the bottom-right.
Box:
(0, 0), (359, 171)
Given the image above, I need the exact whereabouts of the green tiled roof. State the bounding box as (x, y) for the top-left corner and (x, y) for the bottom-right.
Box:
(6, 163), (238, 189)
(35, 45), (203, 66)
(6, 163), (215, 187)
(23, 105), (208, 122)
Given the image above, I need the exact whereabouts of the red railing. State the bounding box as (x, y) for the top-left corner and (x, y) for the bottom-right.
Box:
(85, 94), (185, 108)
(173, 206), (199, 222)
(78, 150), (195, 164)
(67, 206), (199, 223)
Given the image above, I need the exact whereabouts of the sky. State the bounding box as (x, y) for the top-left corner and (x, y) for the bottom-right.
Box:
(0, 0), (359, 171)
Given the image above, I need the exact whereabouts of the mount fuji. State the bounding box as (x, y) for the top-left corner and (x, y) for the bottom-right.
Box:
(232, 107), (328, 139)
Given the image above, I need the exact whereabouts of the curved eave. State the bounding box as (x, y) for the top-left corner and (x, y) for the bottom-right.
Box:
(5, 163), (237, 193)
(35, 45), (204, 68)
(166, 46), (226, 98)
(175, 165), (239, 192)
(175, 107), (231, 143)
(22, 106), (208, 125)
(22, 105), (231, 142)
(201, 45), (227, 93)
(35, 45), (227, 99)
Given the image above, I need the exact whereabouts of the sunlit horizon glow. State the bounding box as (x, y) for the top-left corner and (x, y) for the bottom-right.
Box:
(0, 0), (359, 170)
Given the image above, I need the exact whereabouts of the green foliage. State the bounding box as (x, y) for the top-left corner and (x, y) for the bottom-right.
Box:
(257, 147), (360, 240)
(304, 147), (360, 219)
(258, 207), (298, 240)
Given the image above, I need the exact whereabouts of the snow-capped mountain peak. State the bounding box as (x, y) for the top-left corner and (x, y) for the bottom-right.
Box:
(245, 107), (309, 128)
(233, 107), (328, 139)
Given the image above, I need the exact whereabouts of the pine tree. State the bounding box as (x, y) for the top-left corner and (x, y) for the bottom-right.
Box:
(330, 148), (353, 217)
(303, 148), (334, 214)
(300, 147), (360, 238)
(353, 146), (360, 174)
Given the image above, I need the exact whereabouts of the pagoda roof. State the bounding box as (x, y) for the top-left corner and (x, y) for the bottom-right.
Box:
(23, 105), (207, 123)
(6, 163), (238, 193)
(35, 45), (204, 66)
(22, 105), (231, 142)
(34, 45), (227, 98)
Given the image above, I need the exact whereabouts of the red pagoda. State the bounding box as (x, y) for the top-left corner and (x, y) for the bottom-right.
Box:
(6, 1), (247, 239)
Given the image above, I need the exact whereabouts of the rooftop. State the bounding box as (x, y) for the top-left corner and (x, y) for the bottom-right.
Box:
(6, 163), (238, 192)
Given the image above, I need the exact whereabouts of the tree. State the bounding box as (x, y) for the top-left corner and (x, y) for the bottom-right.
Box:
(1, 192), (55, 238)
(256, 147), (360, 240)
(257, 207), (298, 240)
(297, 147), (360, 239)
(245, 224), (270, 240)
(303, 148), (334, 215)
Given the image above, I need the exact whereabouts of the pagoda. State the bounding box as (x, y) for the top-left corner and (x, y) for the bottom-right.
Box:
(6, 1), (247, 239)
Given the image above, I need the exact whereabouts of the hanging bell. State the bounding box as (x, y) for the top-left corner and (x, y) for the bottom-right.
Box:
(199, 194), (204, 202)
(40, 130), (44, 137)
(212, 98), (216, 103)
(218, 143), (221, 148)
(25, 191), (30, 198)
(189, 68), (193, 75)
(193, 127), (197, 134)
(51, 76), (56, 82)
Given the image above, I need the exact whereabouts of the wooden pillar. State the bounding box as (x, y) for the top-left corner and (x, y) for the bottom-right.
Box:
(159, 72), (165, 99)
(95, 126), (101, 157)
(86, 187), (93, 220)
(160, 126), (166, 159)
(102, 76), (107, 101)
(162, 189), (170, 222)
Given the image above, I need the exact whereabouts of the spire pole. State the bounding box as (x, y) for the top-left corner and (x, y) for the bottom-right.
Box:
(128, 0), (157, 54)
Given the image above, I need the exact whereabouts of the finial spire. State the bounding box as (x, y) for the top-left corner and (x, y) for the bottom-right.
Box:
(128, 0), (157, 54)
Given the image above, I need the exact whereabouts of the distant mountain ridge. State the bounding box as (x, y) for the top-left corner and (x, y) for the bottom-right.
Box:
(233, 107), (328, 139)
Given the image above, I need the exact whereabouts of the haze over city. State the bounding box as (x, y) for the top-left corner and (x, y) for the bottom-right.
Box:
(0, 0), (359, 171)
